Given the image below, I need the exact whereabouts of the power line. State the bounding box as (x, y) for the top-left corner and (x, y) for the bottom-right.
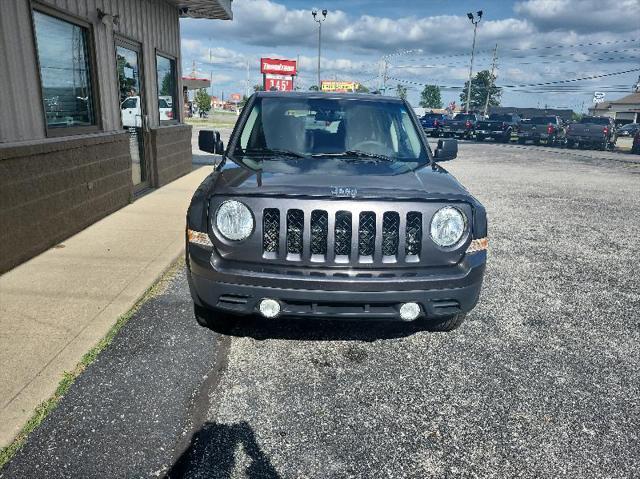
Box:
(388, 67), (640, 91)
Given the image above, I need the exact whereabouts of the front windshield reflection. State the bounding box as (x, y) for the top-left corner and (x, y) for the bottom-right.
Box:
(229, 96), (429, 174)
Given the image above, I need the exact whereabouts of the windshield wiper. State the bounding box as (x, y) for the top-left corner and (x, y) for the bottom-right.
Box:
(311, 150), (394, 162)
(242, 147), (306, 159)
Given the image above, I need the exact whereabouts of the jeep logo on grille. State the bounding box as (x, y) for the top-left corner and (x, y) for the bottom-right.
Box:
(331, 186), (357, 198)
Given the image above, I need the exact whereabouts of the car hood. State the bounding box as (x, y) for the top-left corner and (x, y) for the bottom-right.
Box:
(210, 163), (471, 201)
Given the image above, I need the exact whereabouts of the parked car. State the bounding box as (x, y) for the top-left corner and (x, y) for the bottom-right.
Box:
(475, 113), (521, 143)
(158, 98), (174, 121)
(121, 96), (142, 128)
(517, 116), (564, 146)
(632, 129), (640, 154)
(616, 123), (640, 137)
(565, 116), (616, 150)
(187, 92), (488, 331)
(420, 113), (449, 137)
(121, 95), (174, 127)
(441, 113), (480, 139)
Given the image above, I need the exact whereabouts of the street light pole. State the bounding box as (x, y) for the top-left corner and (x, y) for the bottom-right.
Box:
(465, 10), (482, 113)
(312, 9), (327, 90)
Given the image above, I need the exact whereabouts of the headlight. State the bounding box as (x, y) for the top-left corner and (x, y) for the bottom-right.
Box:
(215, 200), (254, 241)
(430, 206), (466, 247)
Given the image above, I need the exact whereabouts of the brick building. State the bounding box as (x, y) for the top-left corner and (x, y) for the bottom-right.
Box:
(0, 0), (232, 273)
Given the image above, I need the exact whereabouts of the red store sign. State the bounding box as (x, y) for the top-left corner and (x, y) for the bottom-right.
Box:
(260, 58), (297, 76)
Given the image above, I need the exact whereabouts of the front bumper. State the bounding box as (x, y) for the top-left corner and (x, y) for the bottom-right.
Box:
(186, 244), (486, 321)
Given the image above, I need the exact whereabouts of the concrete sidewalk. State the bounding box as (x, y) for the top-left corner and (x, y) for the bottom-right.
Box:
(0, 165), (213, 448)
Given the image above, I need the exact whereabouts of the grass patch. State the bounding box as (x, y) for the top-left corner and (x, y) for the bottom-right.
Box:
(185, 112), (238, 129)
(0, 259), (183, 469)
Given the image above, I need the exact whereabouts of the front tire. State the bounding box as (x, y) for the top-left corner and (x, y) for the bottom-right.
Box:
(476, 134), (485, 142)
(425, 313), (467, 332)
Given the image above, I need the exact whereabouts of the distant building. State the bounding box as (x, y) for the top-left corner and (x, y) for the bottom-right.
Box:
(0, 0), (232, 273)
(588, 92), (640, 125)
(488, 106), (574, 122)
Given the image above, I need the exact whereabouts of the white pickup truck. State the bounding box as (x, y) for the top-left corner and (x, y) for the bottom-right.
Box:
(121, 96), (173, 127)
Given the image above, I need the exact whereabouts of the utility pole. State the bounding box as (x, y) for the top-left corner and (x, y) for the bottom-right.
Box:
(483, 43), (498, 118)
(312, 9), (327, 90)
(245, 59), (250, 98)
(208, 48), (213, 96)
(465, 10), (483, 113)
(191, 59), (196, 78)
(382, 60), (389, 95)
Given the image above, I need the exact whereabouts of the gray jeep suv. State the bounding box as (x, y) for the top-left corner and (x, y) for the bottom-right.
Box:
(186, 92), (488, 331)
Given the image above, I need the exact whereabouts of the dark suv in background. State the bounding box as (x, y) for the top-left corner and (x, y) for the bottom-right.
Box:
(187, 92), (488, 331)
(420, 113), (449, 137)
(517, 116), (564, 146)
(475, 113), (521, 143)
(441, 113), (480, 139)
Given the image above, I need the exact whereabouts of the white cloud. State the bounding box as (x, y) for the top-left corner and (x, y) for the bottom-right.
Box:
(180, 0), (640, 108)
(514, 0), (640, 33)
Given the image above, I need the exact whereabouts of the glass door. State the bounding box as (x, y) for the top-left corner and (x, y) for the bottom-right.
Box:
(115, 41), (148, 189)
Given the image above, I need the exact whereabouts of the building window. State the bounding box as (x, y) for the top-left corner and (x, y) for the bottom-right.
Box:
(156, 54), (178, 122)
(32, 10), (97, 132)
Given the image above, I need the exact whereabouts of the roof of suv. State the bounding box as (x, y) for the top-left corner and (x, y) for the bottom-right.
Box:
(254, 91), (404, 102)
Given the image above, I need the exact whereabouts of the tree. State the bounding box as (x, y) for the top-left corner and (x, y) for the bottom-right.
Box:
(459, 70), (501, 111)
(355, 83), (370, 93)
(419, 85), (442, 109)
(194, 89), (211, 114)
(253, 84), (265, 92)
(308, 85), (320, 91)
(396, 84), (408, 100)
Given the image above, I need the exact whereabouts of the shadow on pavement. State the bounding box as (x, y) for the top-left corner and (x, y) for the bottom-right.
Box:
(167, 421), (280, 479)
(206, 315), (429, 342)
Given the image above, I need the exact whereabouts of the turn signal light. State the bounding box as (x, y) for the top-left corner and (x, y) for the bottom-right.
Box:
(466, 237), (489, 254)
(187, 229), (213, 247)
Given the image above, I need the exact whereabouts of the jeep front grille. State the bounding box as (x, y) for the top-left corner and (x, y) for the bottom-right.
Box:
(263, 208), (280, 254)
(263, 208), (423, 264)
(286, 209), (304, 255)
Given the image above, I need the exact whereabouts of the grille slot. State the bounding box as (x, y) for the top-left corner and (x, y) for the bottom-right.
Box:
(358, 212), (376, 257)
(310, 210), (328, 255)
(382, 212), (400, 256)
(334, 211), (352, 256)
(263, 208), (280, 254)
(260, 207), (424, 263)
(406, 212), (422, 256)
(286, 209), (304, 255)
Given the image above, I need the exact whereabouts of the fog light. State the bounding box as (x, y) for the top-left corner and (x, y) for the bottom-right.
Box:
(399, 302), (421, 321)
(259, 298), (281, 318)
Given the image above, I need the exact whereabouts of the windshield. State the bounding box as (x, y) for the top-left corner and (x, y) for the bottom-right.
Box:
(229, 96), (428, 174)
(488, 114), (511, 122)
(530, 116), (556, 125)
(580, 117), (609, 125)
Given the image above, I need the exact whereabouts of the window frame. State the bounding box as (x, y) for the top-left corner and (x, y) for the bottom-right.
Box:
(154, 50), (180, 124)
(30, 2), (102, 138)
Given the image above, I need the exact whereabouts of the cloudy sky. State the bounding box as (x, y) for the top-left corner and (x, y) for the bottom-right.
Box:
(180, 0), (640, 110)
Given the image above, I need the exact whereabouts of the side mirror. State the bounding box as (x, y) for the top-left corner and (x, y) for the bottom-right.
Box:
(433, 138), (457, 161)
(198, 130), (224, 155)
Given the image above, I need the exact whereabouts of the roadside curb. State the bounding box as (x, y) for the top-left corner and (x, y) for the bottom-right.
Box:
(0, 166), (212, 450)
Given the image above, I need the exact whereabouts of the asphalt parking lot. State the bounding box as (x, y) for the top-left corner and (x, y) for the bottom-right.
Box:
(2, 141), (639, 478)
